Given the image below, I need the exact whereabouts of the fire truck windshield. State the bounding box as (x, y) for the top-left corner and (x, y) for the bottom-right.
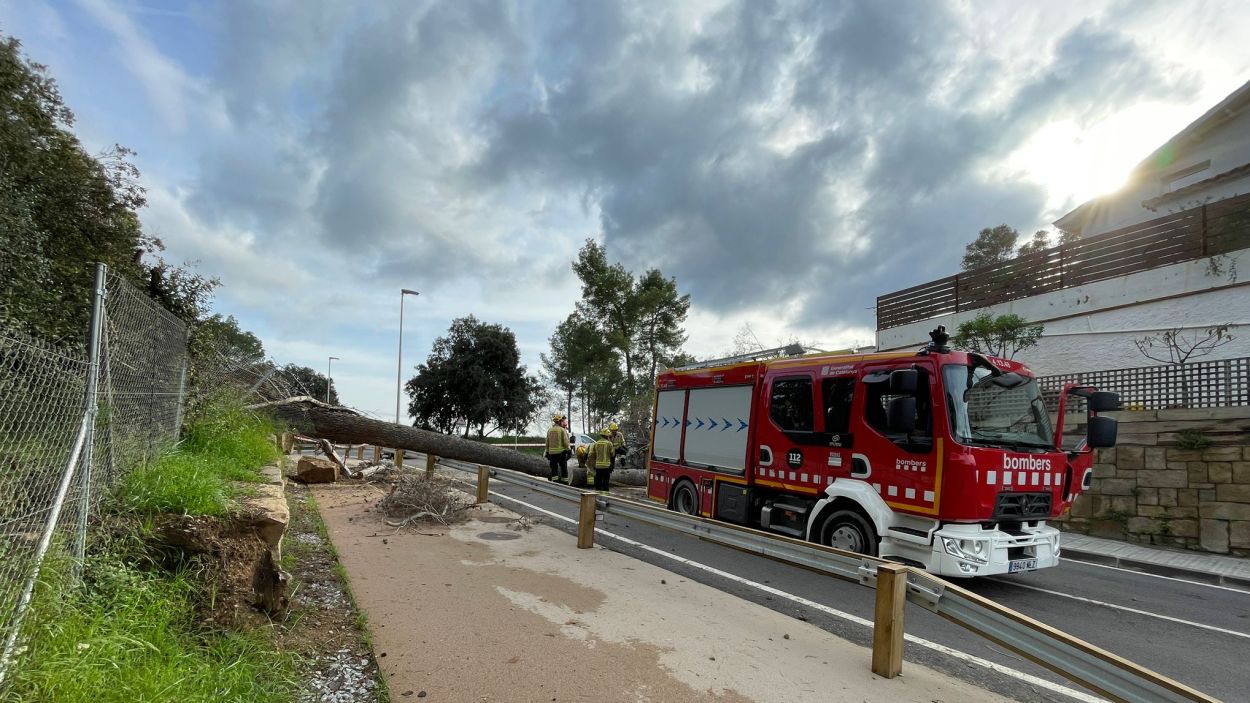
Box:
(943, 364), (1055, 451)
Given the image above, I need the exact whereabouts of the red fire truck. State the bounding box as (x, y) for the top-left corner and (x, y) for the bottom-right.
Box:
(646, 328), (1119, 577)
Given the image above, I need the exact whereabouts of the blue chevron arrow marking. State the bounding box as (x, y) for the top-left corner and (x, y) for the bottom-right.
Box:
(695, 418), (705, 429)
(737, 419), (748, 431)
(672, 416), (680, 427)
(708, 418), (718, 430)
(685, 419), (692, 427)
(721, 417), (732, 431)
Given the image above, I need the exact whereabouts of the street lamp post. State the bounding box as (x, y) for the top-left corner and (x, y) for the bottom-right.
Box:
(396, 289), (420, 424)
(326, 356), (340, 404)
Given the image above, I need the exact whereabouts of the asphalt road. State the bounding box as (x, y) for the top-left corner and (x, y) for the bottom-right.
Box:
(410, 459), (1249, 703)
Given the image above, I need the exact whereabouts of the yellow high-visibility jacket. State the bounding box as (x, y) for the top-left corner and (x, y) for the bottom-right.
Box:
(592, 439), (614, 469)
(545, 425), (570, 454)
(610, 429), (625, 452)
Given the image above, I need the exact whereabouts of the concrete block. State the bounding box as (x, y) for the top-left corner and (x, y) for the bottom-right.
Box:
(1231, 521), (1250, 548)
(1169, 519), (1200, 538)
(1178, 489), (1199, 507)
(1144, 448), (1167, 470)
(1093, 463), (1117, 479)
(1203, 447), (1243, 461)
(1201, 519), (1230, 553)
(1208, 462), (1233, 484)
(1109, 496), (1137, 514)
(1127, 517), (1162, 534)
(1094, 478), (1138, 496)
(1200, 488), (1217, 502)
(1136, 505), (1167, 517)
(1168, 506), (1198, 518)
(1117, 446), (1145, 471)
(1232, 461), (1250, 484)
(1158, 488), (1178, 506)
(1202, 502), (1250, 520)
(1137, 470), (1188, 488)
(1069, 495), (1094, 519)
(1166, 462), (1189, 472)
(1088, 520), (1126, 539)
(1187, 462), (1208, 484)
(1245, 447), (1250, 460)
(295, 456), (338, 484)
(1167, 448), (1205, 461)
(1216, 484), (1250, 503)
(1095, 447), (1116, 464)
(1137, 488), (1160, 505)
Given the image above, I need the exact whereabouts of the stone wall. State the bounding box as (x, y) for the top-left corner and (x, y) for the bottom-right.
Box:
(1057, 407), (1250, 555)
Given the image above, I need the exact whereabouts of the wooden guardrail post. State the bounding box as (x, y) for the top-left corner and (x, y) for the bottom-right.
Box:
(356, 445), (364, 459)
(395, 448), (405, 467)
(426, 453), (437, 480)
(476, 465), (490, 504)
(372, 445), (382, 463)
(871, 564), (908, 678)
(577, 492), (597, 549)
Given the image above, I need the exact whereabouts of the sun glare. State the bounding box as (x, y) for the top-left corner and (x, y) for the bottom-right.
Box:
(1007, 102), (1197, 208)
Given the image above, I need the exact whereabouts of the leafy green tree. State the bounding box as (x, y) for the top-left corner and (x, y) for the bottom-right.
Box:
(278, 364), (339, 405)
(952, 313), (1043, 359)
(0, 35), (214, 344)
(189, 314), (262, 362)
(407, 316), (542, 436)
(961, 225), (1019, 271)
(570, 240), (690, 396)
(1017, 230), (1052, 256)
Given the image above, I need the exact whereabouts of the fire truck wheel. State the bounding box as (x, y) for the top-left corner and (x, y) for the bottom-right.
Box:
(819, 509), (878, 557)
(671, 481), (699, 515)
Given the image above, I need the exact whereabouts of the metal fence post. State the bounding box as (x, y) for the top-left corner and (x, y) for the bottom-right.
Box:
(74, 263), (108, 571)
(871, 563), (908, 678)
(577, 493), (597, 549)
(172, 327), (190, 434)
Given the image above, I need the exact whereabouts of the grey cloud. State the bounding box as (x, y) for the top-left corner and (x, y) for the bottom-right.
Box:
(170, 0), (1202, 334)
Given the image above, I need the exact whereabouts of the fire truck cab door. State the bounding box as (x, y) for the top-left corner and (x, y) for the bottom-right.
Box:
(756, 371), (826, 494)
(854, 361), (939, 515)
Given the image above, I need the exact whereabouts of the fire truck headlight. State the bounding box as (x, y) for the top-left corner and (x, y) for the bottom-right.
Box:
(942, 537), (988, 565)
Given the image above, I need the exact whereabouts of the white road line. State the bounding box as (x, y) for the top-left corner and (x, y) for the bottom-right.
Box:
(1063, 558), (1250, 595)
(987, 578), (1250, 641)
(488, 489), (1106, 703)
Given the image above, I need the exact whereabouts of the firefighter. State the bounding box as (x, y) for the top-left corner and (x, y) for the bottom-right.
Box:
(608, 421), (626, 470)
(591, 428), (615, 493)
(545, 413), (571, 482)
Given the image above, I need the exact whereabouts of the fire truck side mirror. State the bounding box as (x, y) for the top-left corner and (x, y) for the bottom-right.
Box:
(889, 369), (918, 394)
(1087, 416), (1118, 448)
(1088, 391), (1121, 413)
(887, 396), (917, 433)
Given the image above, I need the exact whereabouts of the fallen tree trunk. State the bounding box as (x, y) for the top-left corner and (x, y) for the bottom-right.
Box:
(249, 397), (646, 485)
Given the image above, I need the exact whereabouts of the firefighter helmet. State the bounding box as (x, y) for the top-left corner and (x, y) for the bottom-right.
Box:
(600, 428), (611, 437)
(609, 422), (618, 431)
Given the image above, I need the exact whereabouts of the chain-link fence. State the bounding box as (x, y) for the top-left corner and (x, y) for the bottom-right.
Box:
(0, 263), (190, 683)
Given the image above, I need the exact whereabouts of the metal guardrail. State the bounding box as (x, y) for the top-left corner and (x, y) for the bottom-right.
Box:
(428, 455), (1219, 703)
(906, 571), (1216, 703)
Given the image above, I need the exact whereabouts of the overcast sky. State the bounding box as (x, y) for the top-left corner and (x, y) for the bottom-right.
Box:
(3, 0), (1248, 420)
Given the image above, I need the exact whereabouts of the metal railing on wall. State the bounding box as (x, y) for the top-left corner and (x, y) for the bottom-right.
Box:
(876, 193), (1250, 330)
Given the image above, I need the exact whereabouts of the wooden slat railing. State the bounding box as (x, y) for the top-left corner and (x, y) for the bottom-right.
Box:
(876, 193), (1250, 330)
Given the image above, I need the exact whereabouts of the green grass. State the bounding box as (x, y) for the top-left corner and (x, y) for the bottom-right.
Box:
(115, 401), (279, 516)
(0, 539), (297, 703)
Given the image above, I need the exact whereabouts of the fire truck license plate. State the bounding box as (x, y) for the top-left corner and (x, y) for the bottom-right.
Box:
(1008, 558), (1037, 573)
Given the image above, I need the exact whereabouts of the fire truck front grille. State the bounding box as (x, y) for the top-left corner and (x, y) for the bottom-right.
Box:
(992, 492), (1052, 520)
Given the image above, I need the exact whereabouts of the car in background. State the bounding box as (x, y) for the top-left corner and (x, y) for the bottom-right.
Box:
(570, 432), (595, 467)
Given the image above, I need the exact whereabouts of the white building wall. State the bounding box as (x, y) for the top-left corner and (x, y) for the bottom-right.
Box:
(1076, 107), (1250, 238)
(877, 247), (1250, 375)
